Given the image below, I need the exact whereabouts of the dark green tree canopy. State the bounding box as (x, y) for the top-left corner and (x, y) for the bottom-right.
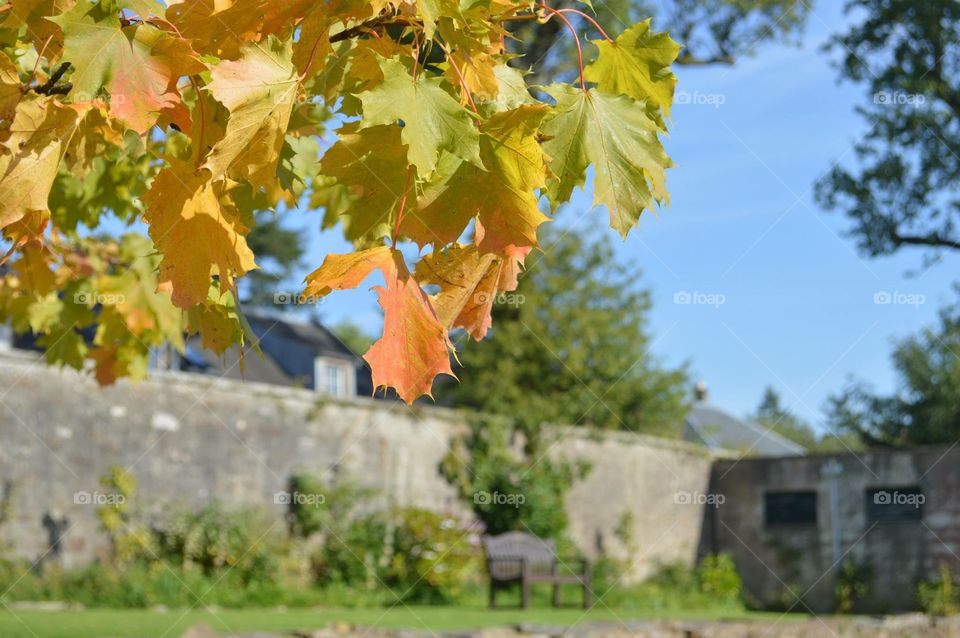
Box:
(816, 0), (960, 262)
(827, 295), (960, 447)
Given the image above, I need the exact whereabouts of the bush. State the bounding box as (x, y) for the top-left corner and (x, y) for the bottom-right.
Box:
(153, 503), (282, 585)
(285, 474), (374, 539)
(918, 565), (959, 616)
(697, 553), (742, 602)
(590, 556), (744, 612)
(313, 507), (481, 603)
(388, 508), (480, 602)
(441, 415), (586, 539)
(313, 511), (390, 590)
(835, 559), (871, 614)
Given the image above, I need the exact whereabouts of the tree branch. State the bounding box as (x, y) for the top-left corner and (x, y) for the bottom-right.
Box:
(329, 11), (538, 43)
(675, 53), (735, 66)
(892, 231), (960, 251)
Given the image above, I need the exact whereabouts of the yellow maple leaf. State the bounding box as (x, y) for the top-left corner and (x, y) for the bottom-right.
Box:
(143, 159), (257, 309)
(202, 36), (299, 188)
(0, 97), (79, 230)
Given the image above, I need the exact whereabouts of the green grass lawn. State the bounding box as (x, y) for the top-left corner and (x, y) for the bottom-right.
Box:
(0, 605), (788, 638)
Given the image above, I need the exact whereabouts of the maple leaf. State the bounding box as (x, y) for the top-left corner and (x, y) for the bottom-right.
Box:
(3, 0), (76, 56)
(100, 234), (183, 347)
(542, 85), (672, 237)
(303, 246), (455, 402)
(187, 286), (245, 355)
(302, 246), (394, 298)
(584, 19), (681, 129)
(358, 56), (481, 175)
(0, 0), (678, 392)
(166, 0), (322, 59)
(318, 124), (411, 243)
(404, 104), (550, 251)
(444, 50), (499, 105)
(366, 259), (456, 402)
(48, 2), (203, 133)
(0, 97), (79, 230)
(415, 242), (528, 340)
(202, 36), (300, 188)
(142, 159), (258, 309)
(0, 54), (22, 122)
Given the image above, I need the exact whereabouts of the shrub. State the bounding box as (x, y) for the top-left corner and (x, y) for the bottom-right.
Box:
(152, 503), (282, 586)
(918, 564), (959, 616)
(313, 507), (481, 603)
(590, 558), (744, 612)
(441, 415), (586, 539)
(388, 508), (480, 602)
(312, 511), (390, 590)
(697, 553), (742, 602)
(285, 474), (374, 539)
(835, 559), (871, 614)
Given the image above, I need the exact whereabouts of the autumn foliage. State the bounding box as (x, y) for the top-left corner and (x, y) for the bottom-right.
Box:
(0, 0), (680, 402)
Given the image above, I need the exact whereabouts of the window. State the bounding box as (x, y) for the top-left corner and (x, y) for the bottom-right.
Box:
(865, 487), (924, 522)
(765, 491), (817, 526)
(314, 357), (354, 397)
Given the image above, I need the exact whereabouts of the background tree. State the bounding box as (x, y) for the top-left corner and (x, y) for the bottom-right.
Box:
(752, 386), (819, 449)
(511, 0), (811, 82)
(243, 213), (305, 308)
(816, 0), (960, 263)
(752, 386), (862, 452)
(827, 296), (960, 447)
(435, 227), (689, 436)
(331, 320), (376, 356)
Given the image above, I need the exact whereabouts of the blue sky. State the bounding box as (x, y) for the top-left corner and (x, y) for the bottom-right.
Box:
(299, 1), (959, 431)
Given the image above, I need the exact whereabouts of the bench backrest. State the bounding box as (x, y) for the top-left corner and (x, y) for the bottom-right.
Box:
(482, 532), (557, 579)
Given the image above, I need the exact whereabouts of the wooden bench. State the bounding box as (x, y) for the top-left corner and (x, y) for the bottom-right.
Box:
(482, 531), (592, 609)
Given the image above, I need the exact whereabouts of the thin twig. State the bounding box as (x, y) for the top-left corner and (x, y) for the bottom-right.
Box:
(540, 3), (586, 91)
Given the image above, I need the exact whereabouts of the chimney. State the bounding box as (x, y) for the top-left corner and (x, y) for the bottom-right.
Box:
(694, 380), (708, 403)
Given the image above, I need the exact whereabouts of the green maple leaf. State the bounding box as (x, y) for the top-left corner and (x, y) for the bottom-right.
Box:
(320, 124), (411, 243)
(542, 84), (672, 238)
(48, 2), (124, 99)
(583, 19), (681, 129)
(406, 105), (550, 251)
(358, 56), (481, 175)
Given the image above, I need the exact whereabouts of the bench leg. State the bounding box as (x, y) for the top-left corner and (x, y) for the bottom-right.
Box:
(521, 579), (530, 609)
(552, 583), (560, 607)
(582, 582), (592, 609)
(489, 582), (496, 609)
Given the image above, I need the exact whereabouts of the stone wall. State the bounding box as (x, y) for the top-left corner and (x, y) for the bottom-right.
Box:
(0, 350), (714, 580)
(709, 449), (960, 612)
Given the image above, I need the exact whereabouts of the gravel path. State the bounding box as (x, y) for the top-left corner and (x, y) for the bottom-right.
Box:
(179, 615), (960, 638)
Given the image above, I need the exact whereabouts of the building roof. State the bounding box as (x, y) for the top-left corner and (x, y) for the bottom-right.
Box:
(684, 404), (806, 457)
(181, 309), (380, 396)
